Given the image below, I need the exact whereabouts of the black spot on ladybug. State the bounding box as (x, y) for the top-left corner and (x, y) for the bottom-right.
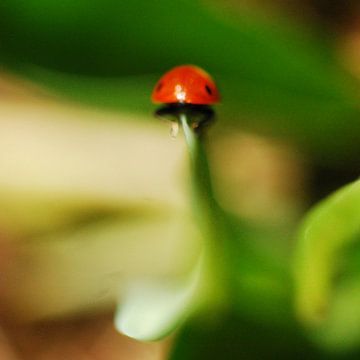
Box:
(205, 84), (212, 95)
(156, 82), (164, 92)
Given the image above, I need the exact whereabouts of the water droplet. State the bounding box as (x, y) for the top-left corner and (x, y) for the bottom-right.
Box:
(170, 122), (179, 139)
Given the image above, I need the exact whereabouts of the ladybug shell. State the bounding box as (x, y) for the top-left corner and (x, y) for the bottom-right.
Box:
(151, 65), (220, 105)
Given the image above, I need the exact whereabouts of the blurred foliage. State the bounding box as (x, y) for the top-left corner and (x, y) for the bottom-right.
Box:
(1, 0), (360, 166)
(170, 312), (329, 360)
(0, 0), (360, 359)
(294, 179), (360, 352)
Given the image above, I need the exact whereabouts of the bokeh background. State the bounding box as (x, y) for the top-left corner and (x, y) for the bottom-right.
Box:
(1, 0), (360, 359)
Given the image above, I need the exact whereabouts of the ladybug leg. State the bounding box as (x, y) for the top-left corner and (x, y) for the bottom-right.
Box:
(190, 106), (215, 135)
(154, 104), (186, 138)
(154, 104), (215, 137)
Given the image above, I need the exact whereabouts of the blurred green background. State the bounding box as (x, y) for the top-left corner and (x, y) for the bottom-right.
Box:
(1, 0), (360, 359)
(1, 0), (360, 167)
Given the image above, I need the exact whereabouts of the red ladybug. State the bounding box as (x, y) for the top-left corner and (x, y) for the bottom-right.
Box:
(151, 65), (220, 105)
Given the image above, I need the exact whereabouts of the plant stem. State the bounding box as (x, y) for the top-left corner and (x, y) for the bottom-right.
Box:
(178, 112), (234, 308)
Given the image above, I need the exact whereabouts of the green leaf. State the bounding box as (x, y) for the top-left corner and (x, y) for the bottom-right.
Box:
(114, 257), (203, 341)
(169, 311), (331, 360)
(294, 179), (360, 341)
(313, 278), (360, 352)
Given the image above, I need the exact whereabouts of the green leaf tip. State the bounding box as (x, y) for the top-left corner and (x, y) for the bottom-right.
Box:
(114, 258), (203, 342)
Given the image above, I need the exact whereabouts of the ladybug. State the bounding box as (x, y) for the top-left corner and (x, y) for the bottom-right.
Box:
(151, 65), (220, 105)
(152, 65), (219, 134)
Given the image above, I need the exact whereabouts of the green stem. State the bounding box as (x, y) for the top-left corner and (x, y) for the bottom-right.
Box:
(179, 114), (216, 214)
(179, 112), (234, 308)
